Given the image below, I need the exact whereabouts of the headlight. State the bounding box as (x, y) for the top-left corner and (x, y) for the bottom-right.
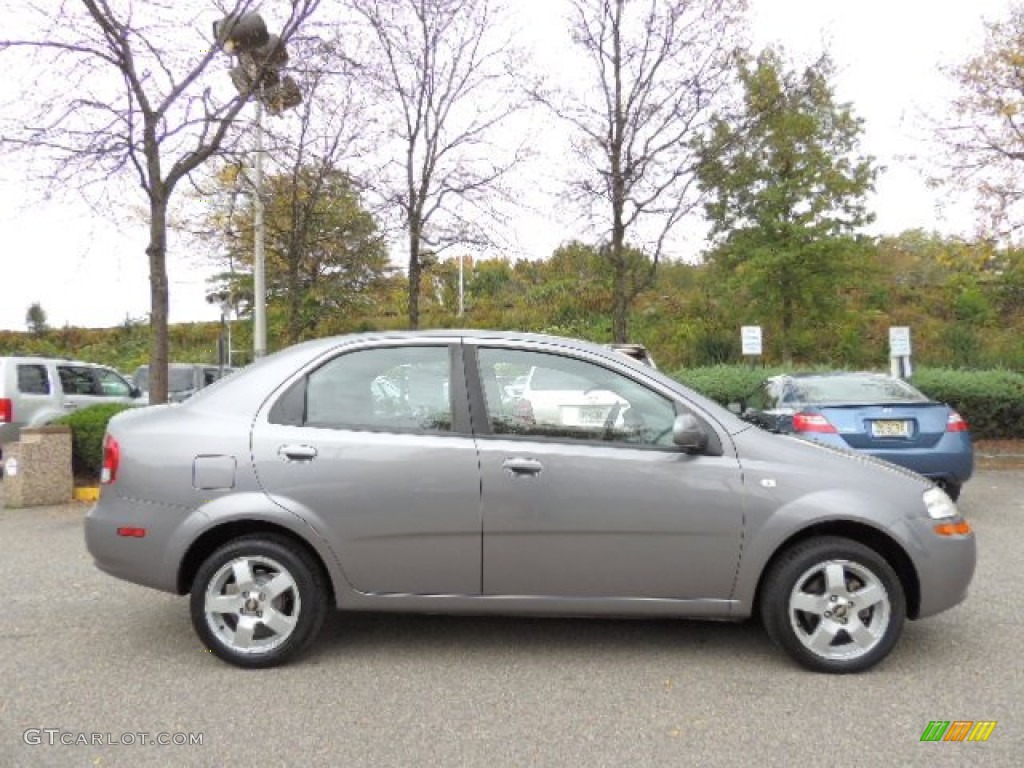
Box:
(923, 487), (957, 520)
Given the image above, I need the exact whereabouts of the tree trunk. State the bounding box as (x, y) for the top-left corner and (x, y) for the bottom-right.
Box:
(407, 225), (421, 330)
(147, 192), (170, 404)
(610, 210), (629, 342)
(287, 247), (302, 345)
(612, 258), (629, 343)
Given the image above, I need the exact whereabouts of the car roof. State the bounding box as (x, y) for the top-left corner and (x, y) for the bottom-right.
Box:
(1, 355), (108, 367)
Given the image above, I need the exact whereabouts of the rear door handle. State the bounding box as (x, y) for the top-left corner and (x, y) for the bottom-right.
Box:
(502, 457), (543, 476)
(279, 444), (317, 462)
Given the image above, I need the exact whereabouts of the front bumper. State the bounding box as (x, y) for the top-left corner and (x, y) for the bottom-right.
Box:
(890, 515), (976, 620)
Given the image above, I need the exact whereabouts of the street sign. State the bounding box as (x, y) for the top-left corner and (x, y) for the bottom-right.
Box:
(889, 327), (912, 357)
(741, 325), (763, 356)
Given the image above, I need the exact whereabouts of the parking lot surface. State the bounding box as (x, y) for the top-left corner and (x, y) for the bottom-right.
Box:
(1, 471), (1022, 767)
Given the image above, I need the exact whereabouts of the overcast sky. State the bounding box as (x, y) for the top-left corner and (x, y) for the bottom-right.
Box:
(0, 0), (1013, 332)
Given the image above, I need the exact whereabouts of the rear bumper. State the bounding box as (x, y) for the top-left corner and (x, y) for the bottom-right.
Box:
(84, 493), (199, 594)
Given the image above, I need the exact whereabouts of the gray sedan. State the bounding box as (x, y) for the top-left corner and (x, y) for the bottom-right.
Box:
(84, 331), (976, 673)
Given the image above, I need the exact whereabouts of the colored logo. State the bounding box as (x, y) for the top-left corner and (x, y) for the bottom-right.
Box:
(920, 721), (997, 742)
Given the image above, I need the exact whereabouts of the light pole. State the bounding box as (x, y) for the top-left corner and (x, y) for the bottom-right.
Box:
(214, 11), (302, 359)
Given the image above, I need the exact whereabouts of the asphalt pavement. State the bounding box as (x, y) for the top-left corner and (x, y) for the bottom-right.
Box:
(1, 471), (1022, 767)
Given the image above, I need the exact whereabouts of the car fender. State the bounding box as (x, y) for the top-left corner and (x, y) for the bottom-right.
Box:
(730, 487), (916, 616)
(187, 492), (352, 599)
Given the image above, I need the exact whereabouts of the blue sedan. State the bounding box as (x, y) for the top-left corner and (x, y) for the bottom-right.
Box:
(737, 372), (973, 499)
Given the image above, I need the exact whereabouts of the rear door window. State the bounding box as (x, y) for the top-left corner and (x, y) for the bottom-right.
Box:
(278, 346), (455, 433)
(58, 366), (101, 395)
(17, 364), (50, 395)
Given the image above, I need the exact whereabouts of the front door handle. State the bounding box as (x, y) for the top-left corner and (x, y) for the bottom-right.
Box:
(502, 457), (543, 476)
(279, 444), (318, 462)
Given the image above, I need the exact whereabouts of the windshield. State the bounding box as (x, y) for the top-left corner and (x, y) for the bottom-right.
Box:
(786, 376), (930, 405)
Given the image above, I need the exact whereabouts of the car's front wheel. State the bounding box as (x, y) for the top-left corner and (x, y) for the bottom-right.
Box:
(190, 535), (328, 668)
(760, 537), (906, 673)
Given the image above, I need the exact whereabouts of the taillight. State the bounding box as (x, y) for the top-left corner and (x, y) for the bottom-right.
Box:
(0, 398), (11, 423)
(792, 412), (837, 433)
(946, 411), (969, 432)
(101, 435), (120, 484)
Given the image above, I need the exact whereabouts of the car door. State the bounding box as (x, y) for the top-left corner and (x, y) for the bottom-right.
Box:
(469, 343), (744, 601)
(250, 341), (483, 596)
(57, 364), (137, 412)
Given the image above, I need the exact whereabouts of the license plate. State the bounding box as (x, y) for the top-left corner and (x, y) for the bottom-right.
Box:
(871, 419), (910, 438)
(577, 405), (607, 426)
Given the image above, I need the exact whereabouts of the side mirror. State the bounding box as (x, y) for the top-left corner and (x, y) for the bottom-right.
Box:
(727, 401), (744, 415)
(673, 413), (708, 454)
(130, 386), (143, 399)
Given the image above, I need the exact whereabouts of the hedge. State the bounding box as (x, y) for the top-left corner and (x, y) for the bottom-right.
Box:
(53, 403), (138, 480)
(670, 365), (1024, 440)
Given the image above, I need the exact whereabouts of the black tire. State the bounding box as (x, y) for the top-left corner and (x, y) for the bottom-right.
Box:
(190, 534), (328, 669)
(759, 536), (906, 674)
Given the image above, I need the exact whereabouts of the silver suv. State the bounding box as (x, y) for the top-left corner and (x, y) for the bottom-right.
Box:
(0, 356), (143, 448)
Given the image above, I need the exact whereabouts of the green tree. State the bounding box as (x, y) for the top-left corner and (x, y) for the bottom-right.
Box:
(25, 302), (48, 336)
(206, 165), (390, 344)
(695, 50), (878, 361)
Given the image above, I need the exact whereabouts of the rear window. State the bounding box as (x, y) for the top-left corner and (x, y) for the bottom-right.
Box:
(17, 364), (50, 395)
(786, 376), (930, 405)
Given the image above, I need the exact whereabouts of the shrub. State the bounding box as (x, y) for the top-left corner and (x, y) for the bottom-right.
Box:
(670, 365), (788, 405)
(911, 368), (1024, 440)
(53, 403), (138, 480)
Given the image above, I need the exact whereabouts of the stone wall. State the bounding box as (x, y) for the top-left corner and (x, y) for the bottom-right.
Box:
(2, 426), (73, 508)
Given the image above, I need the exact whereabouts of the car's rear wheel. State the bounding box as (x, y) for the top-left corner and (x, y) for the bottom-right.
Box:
(190, 535), (328, 668)
(760, 537), (905, 673)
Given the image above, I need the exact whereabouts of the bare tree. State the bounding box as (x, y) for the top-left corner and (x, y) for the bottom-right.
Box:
(935, 4), (1024, 241)
(537, 0), (746, 342)
(0, 0), (320, 401)
(350, 0), (525, 329)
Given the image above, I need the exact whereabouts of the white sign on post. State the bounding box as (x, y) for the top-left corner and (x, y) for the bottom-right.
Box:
(889, 327), (912, 358)
(741, 325), (763, 356)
